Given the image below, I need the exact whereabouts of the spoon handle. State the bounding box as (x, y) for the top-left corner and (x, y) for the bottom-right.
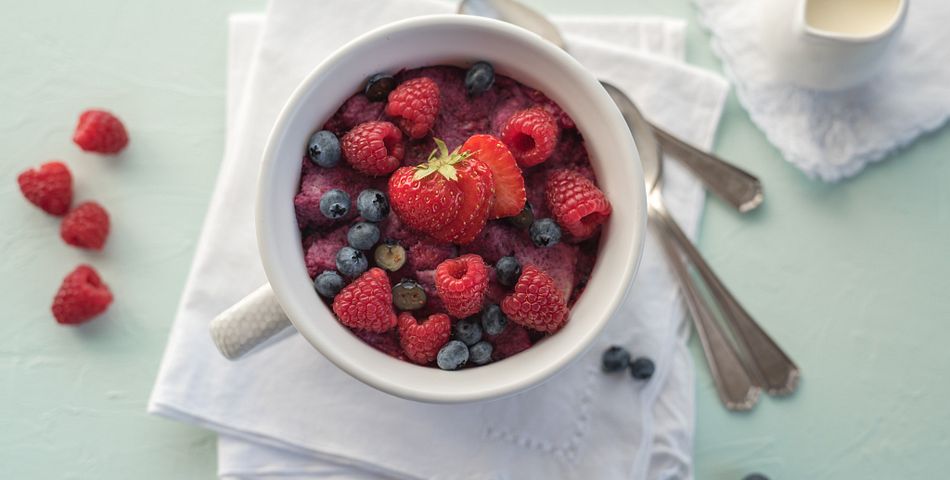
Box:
(656, 198), (800, 396)
(650, 208), (760, 411)
(652, 126), (764, 213)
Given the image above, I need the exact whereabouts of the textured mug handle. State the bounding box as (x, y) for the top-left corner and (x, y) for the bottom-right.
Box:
(209, 284), (294, 360)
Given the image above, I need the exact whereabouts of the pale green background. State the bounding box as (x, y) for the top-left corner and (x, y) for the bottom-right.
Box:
(2, 0), (948, 478)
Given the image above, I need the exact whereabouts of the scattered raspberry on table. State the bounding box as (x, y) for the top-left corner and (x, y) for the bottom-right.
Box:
(51, 265), (113, 325)
(72, 109), (129, 154)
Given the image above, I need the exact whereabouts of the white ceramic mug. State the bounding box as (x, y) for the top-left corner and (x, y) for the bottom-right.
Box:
(209, 15), (647, 403)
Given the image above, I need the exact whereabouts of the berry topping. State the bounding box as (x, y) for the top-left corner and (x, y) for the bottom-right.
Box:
(601, 346), (631, 373)
(461, 134), (525, 219)
(73, 109), (129, 154)
(453, 318), (483, 346)
(437, 340), (469, 370)
(435, 254), (489, 318)
(507, 202), (534, 230)
(429, 153), (494, 245)
(465, 61), (495, 96)
(480, 304), (508, 336)
(356, 189), (390, 222)
(392, 279), (427, 311)
(501, 264), (568, 333)
(341, 121), (404, 176)
(364, 73), (396, 102)
(485, 322), (531, 360)
(545, 169), (612, 239)
(314, 271), (344, 299)
(398, 312), (451, 364)
(17, 161), (72, 216)
(388, 138), (466, 235)
(60, 201), (110, 250)
(469, 341), (493, 365)
(335, 246), (368, 278)
(374, 242), (407, 272)
(307, 130), (341, 168)
(51, 265), (113, 325)
(319, 189), (350, 220)
(332, 267), (397, 332)
(385, 77), (440, 139)
(630, 357), (656, 380)
(530, 218), (562, 247)
(347, 221), (380, 250)
(500, 107), (557, 167)
(494, 256), (521, 287)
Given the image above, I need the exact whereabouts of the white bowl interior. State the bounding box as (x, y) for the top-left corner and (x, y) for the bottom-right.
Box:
(257, 15), (646, 403)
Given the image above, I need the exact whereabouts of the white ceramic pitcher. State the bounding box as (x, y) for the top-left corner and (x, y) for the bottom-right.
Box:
(761, 0), (908, 91)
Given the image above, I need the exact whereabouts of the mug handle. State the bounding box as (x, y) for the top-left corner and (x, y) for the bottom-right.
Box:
(209, 284), (294, 360)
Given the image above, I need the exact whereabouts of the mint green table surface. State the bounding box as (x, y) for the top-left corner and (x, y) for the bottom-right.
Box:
(2, 0), (948, 478)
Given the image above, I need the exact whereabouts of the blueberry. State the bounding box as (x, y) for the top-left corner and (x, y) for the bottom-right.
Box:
(347, 221), (380, 250)
(314, 270), (345, 298)
(335, 246), (367, 278)
(480, 304), (508, 336)
(356, 189), (390, 222)
(307, 130), (341, 168)
(437, 340), (469, 370)
(507, 202), (534, 229)
(601, 345), (631, 373)
(319, 189), (350, 220)
(630, 357), (656, 380)
(364, 73), (396, 102)
(495, 256), (522, 287)
(530, 218), (562, 247)
(453, 318), (483, 346)
(469, 341), (493, 365)
(742, 475), (769, 480)
(465, 61), (495, 96)
(392, 279), (427, 311)
(374, 241), (406, 272)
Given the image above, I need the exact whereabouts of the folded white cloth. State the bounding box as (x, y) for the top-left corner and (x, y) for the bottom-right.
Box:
(695, 0), (950, 181)
(148, 1), (728, 478)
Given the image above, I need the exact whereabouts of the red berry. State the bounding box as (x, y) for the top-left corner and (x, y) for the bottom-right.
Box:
(485, 322), (532, 360)
(16, 161), (72, 215)
(51, 265), (113, 325)
(429, 157), (494, 245)
(435, 254), (489, 318)
(398, 312), (451, 365)
(388, 165), (461, 235)
(545, 169), (612, 239)
(385, 77), (440, 139)
(341, 121), (404, 176)
(501, 265), (568, 333)
(332, 268), (397, 332)
(60, 201), (110, 250)
(500, 107), (557, 167)
(462, 134), (525, 219)
(73, 109), (128, 154)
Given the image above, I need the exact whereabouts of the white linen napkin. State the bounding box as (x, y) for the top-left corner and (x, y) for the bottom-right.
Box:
(148, 1), (728, 478)
(695, 0), (950, 181)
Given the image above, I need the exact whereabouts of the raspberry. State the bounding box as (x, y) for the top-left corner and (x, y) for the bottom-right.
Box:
(385, 77), (440, 139)
(51, 265), (113, 325)
(500, 107), (557, 167)
(398, 312), (451, 365)
(332, 268), (397, 332)
(485, 322), (532, 360)
(72, 109), (128, 154)
(435, 254), (489, 318)
(341, 121), (404, 176)
(545, 169), (612, 239)
(501, 265), (568, 333)
(16, 161), (72, 215)
(60, 201), (110, 250)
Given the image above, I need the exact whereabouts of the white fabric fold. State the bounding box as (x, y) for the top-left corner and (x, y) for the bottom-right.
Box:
(148, 1), (728, 478)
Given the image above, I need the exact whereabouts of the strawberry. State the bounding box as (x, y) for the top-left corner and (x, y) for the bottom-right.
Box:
(501, 265), (568, 333)
(545, 169), (612, 239)
(398, 312), (451, 364)
(332, 267), (397, 332)
(429, 155), (494, 245)
(385, 77), (440, 139)
(17, 161), (73, 216)
(435, 254), (489, 318)
(51, 265), (113, 325)
(462, 134), (525, 219)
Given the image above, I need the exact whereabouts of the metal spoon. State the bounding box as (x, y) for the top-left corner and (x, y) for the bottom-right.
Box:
(458, 0), (764, 213)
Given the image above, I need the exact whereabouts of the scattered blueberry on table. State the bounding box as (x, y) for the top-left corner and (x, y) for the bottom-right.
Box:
(630, 357), (656, 380)
(437, 340), (469, 370)
(335, 246), (368, 278)
(742, 474), (769, 480)
(319, 189), (350, 219)
(307, 130), (341, 168)
(314, 270), (344, 298)
(530, 218), (561, 247)
(601, 345), (632, 373)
